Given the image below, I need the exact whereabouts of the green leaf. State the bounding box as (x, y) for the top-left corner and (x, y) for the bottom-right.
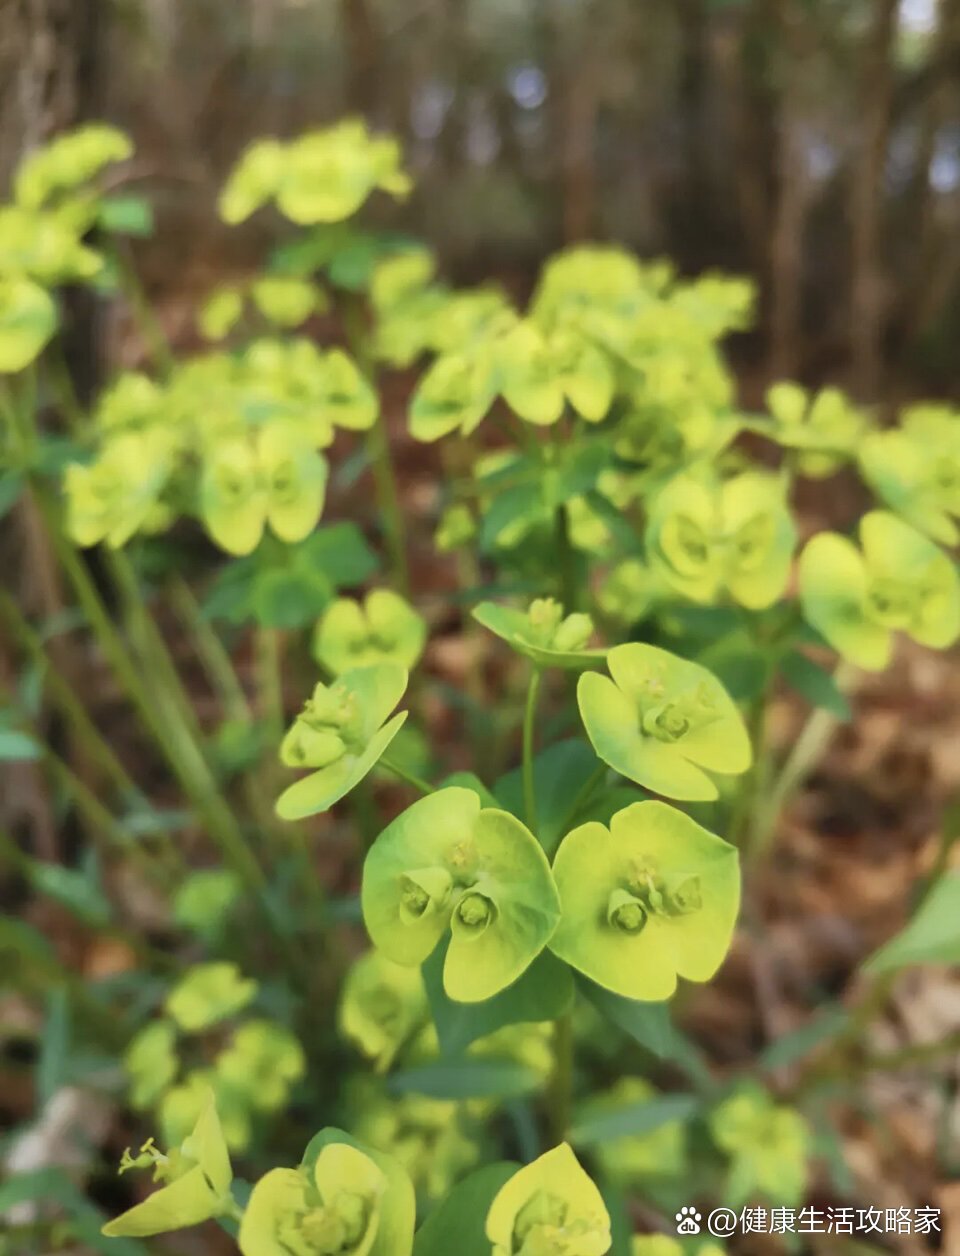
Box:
(413, 1163), (518, 1256)
(388, 1058), (544, 1101)
(37, 989), (70, 1104)
(0, 728), (41, 760)
(758, 1004), (851, 1072)
(494, 739), (604, 855)
(781, 650), (851, 721)
(306, 521), (379, 586)
(0, 470), (23, 520)
(569, 1093), (699, 1148)
(576, 975), (673, 1055)
(866, 872), (960, 972)
(29, 862), (112, 926)
(423, 942), (573, 1054)
(98, 195), (155, 237)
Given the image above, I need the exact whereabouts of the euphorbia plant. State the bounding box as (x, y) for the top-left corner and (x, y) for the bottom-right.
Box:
(3, 122), (960, 1254)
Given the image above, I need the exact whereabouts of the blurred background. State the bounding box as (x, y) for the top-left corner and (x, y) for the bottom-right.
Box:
(3, 0), (960, 399)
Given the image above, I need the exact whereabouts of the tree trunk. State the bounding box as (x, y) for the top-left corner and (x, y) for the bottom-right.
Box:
(848, 0), (897, 400)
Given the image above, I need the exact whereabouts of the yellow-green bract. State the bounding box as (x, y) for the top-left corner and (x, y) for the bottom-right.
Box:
(549, 801), (740, 1001)
(314, 590), (427, 675)
(102, 1093), (233, 1237)
(859, 403), (960, 544)
(799, 510), (960, 670)
(219, 120), (411, 226)
(0, 276), (57, 374)
(485, 1143), (612, 1256)
(645, 471), (796, 609)
(709, 1087), (810, 1207)
(361, 788), (561, 1002)
(472, 597), (605, 671)
(64, 429), (174, 548)
(276, 664), (408, 820)
(578, 643), (751, 802)
(764, 381), (865, 477)
(164, 961), (257, 1033)
(238, 1130), (415, 1256)
(494, 320), (615, 425)
(13, 124), (132, 209)
(338, 950), (429, 1072)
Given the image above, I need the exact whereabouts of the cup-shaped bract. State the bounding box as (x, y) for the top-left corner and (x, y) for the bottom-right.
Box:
(765, 381), (864, 477)
(164, 961), (258, 1033)
(485, 1143), (611, 1256)
(496, 322), (566, 426)
(859, 404), (960, 545)
(319, 348), (378, 431)
(215, 1020), (306, 1113)
(549, 801), (740, 1000)
(219, 122), (410, 228)
(64, 430), (173, 548)
(124, 1019), (179, 1110)
(578, 643), (751, 802)
(338, 950), (429, 1072)
(14, 124), (133, 209)
(314, 590), (427, 676)
(0, 205), (102, 284)
(409, 351), (497, 442)
(799, 510), (960, 671)
(102, 1093), (233, 1238)
(361, 788), (561, 1002)
(645, 471), (795, 609)
(0, 276), (56, 373)
(710, 1088), (810, 1207)
(276, 664), (408, 820)
(200, 437), (267, 556)
(239, 1132), (415, 1256)
(259, 421), (329, 543)
(472, 597), (605, 671)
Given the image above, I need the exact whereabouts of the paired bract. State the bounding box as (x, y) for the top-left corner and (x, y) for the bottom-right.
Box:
(486, 1143), (612, 1256)
(645, 471), (795, 609)
(578, 643), (751, 801)
(314, 590), (427, 675)
(361, 787), (561, 1002)
(799, 510), (960, 670)
(549, 801), (740, 1001)
(472, 597), (605, 670)
(276, 664), (409, 820)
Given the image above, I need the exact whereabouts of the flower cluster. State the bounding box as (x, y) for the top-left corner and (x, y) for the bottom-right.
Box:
(0, 125), (131, 374)
(64, 337), (376, 554)
(123, 962), (304, 1153)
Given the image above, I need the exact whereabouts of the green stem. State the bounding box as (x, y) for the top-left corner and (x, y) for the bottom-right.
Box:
(368, 413), (410, 598)
(169, 576), (251, 724)
(549, 1011), (574, 1142)
(256, 626), (285, 741)
(553, 504), (578, 612)
(522, 668), (543, 831)
(341, 291), (409, 596)
(751, 663), (857, 855)
(0, 590), (146, 807)
(109, 241), (175, 377)
(32, 489), (276, 919)
(379, 757), (433, 796)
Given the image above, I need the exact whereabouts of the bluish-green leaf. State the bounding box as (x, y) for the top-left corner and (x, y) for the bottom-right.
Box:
(866, 872), (960, 972)
(413, 1163), (519, 1256)
(388, 1058), (543, 1101)
(781, 650), (851, 721)
(424, 942), (573, 1055)
(570, 1093), (699, 1147)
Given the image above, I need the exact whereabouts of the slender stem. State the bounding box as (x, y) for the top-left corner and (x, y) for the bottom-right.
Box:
(549, 1011), (574, 1142)
(553, 504), (578, 613)
(256, 626), (285, 741)
(169, 576), (251, 724)
(109, 241), (175, 376)
(379, 756), (433, 796)
(32, 489), (276, 914)
(106, 548), (208, 751)
(341, 290), (409, 595)
(368, 413), (410, 597)
(729, 682), (770, 851)
(522, 668), (543, 831)
(0, 590), (145, 806)
(752, 663), (856, 855)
